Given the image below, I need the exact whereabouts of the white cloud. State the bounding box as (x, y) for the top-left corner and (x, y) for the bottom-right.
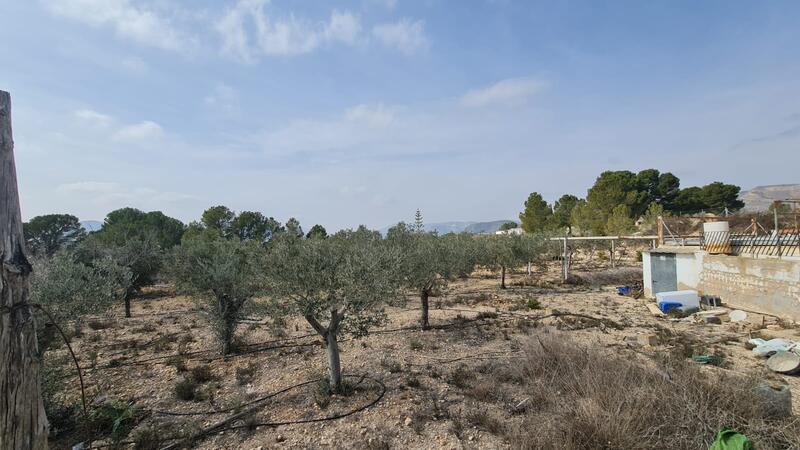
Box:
(112, 120), (164, 142)
(372, 19), (428, 54)
(345, 104), (394, 128)
(42, 0), (195, 52)
(74, 109), (114, 127)
(324, 10), (362, 44)
(57, 181), (119, 194)
(216, 0), (362, 61)
(56, 181), (197, 206)
(461, 77), (547, 108)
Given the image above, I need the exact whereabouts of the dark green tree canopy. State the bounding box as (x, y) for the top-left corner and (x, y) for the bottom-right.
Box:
(552, 195), (580, 231)
(306, 224), (328, 239)
(23, 214), (85, 256)
(101, 207), (185, 248)
(519, 192), (553, 233)
(499, 221), (518, 231)
(285, 217), (303, 237)
(700, 182), (744, 213)
(201, 205), (235, 233)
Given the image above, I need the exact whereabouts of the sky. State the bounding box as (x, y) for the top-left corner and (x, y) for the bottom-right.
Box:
(2, 0), (800, 231)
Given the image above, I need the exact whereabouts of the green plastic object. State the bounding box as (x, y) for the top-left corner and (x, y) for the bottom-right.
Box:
(709, 428), (752, 450)
(692, 354), (723, 366)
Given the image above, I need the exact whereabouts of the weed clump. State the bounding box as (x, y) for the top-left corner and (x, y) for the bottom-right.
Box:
(190, 365), (214, 383)
(175, 379), (198, 401)
(506, 329), (800, 449)
(235, 362), (258, 386)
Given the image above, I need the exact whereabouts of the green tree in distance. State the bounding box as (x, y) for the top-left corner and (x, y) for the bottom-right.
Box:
(23, 214), (86, 256)
(499, 221), (518, 231)
(306, 224), (328, 239)
(519, 192), (552, 233)
(551, 195), (580, 232)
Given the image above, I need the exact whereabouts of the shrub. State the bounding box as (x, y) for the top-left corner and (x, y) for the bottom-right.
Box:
(235, 362), (258, 386)
(190, 365), (214, 383)
(380, 357), (402, 374)
(166, 356), (187, 373)
(525, 297), (541, 310)
(476, 311), (498, 320)
(89, 401), (138, 443)
(175, 378), (198, 401)
(133, 425), (161, 450)
(447, 364), (471, 389)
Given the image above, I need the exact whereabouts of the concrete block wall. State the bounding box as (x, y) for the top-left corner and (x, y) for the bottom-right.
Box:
(699, 254), (800, 321)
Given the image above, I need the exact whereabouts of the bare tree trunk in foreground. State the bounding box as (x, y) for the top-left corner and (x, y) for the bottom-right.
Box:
(0, 90), (49, 449)
(420, 289), (430, 329)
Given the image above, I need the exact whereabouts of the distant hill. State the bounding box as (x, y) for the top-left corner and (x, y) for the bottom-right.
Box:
(80, 220), (103, 232)
(740, 184), (800, 212)
(381, 220), (516, 235)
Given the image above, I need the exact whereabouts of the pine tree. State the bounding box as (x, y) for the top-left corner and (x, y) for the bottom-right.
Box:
(413, 209), (425, 233)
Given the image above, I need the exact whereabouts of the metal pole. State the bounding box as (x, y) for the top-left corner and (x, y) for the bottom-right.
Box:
(774, 203), (782, 258)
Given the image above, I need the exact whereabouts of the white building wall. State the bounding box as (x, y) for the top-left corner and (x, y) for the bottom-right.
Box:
(675, 252), (703, 291)
(643, 252), (653, 297)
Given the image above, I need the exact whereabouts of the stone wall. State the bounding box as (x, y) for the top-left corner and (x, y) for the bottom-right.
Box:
(699, 254), (800, 321)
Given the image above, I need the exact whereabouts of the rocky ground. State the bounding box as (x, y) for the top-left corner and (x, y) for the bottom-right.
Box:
(50, 260), (800, 449)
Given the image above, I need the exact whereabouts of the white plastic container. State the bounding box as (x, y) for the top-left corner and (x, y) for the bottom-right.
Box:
(703, 221), (731, 254)
(656, 290), (700, 309)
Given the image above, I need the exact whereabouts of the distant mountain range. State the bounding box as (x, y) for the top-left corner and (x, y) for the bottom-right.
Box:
(380, 220), (515, 235)
(740, 184), (800, 212)
(80, 220), (103, 232)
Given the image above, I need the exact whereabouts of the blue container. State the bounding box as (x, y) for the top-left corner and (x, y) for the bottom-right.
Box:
(659, 302), (682, 313)
(616, 286), (630, 295)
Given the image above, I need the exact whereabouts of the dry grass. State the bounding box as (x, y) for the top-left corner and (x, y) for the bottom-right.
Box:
(502, 329), (800, 450)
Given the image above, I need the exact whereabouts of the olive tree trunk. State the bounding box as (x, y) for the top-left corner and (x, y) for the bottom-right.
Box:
(305, 309), (344, 392)
(419, 288), (430, 330)
(0, 90), (49, 449)
(500, 266), (507, 289)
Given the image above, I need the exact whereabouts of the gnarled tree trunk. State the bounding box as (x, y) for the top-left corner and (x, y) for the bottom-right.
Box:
(305, 309), (344, 393)
(500, 266), (507, 289)
(0, 90), (49, 449)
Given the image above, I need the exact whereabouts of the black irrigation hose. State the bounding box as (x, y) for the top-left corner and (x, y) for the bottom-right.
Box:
(158, 374), (386, 450)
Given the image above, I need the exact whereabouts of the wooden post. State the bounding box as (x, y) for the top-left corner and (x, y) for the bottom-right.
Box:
(656, 216), (664, 247)
(610, 239), (615, 269)
(562, 232), (569, 282)
(0, 91), (49, 448)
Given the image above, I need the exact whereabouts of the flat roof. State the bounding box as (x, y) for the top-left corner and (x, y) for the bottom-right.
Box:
(644, 246), (704, 255)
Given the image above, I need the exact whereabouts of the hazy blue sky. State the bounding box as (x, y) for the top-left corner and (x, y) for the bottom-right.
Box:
(2, 0), (799, 230)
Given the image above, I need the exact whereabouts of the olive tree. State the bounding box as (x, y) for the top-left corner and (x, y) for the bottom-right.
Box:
(75, 231), (162, 318)
(266, 228), (400, 392)
(480, 234), (547, 289)
(31, 252), (131, 336)
(170, 235), (265, 354)
(388, 224), (460, 329)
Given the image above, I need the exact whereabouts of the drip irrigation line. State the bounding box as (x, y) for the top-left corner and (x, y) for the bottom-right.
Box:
(158, 374), (386, 450)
